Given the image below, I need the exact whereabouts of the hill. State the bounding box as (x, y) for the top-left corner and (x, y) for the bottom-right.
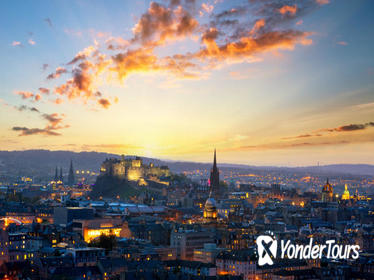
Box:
(0, 150), (373, 180)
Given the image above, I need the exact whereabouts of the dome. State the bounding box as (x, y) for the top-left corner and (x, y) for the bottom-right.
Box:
(203, 197), (217, 219)
(205, 197), (216, 210)
(341, 184), (350, 200)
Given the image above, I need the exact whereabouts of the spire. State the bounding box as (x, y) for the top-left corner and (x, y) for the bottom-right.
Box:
(59, 167), (63, 182)
(326, 178), (329, 184)
(209, 149), (220, 197)
(54, 167), (58, 182)
(68, 160), (75, 186)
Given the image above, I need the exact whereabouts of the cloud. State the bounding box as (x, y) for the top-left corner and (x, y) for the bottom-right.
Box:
(47, 67), (68, 80)
(44, 18), (53, 27)
(198, 30), (312, 62)
(14, 91), (43, 102)
(237, 140), (351, 151)
(67, 46), (96, 65)
(24, 0), (321, 110)
(16, 105), (40, 113)
(12, 112), (69, 137)
(54, 98), (63, 104)
(15, 91), (34, 99)
(337, 41), (348, 46)
(283, 121), (374, 140)
(12, 127), (60, 136)
(98, 98), (111, 109)
(282, 133), (322, 140)
(326, 122), (374, 132)
(279, 5), (297, 15)
(42, 64), (49, 71)
(28, 39), (36, 45)
(34, 94), (42, 101)
(80, 143), (143, 151)
(316, 0), (329, 5)
(11, 41), (22, 47)
(201, 3), (214, 15)
(39, 87), (50, 95)
(132, 2), (199, 45)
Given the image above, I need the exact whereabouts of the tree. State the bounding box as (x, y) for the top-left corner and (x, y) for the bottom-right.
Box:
(88, 234), (117, 251)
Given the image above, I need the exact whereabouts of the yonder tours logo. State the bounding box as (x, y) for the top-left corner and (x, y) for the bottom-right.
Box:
(256, 234), (360, 266)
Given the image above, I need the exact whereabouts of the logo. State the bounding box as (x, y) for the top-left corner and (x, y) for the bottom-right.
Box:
(256, 235), (277, 266)
(256, 234), (360, 266)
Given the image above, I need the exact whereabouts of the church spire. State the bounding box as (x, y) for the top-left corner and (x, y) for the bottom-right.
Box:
(54, 167), (58, 182)
(209, 149), (220, 198)
(59, 167), (63, 182)
(68, 160), (75, 186)
(213, 148), (217, 168)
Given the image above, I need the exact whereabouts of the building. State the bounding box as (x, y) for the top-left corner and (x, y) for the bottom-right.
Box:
(209, 149), (220, 198)
(203, 197), (217, 220)
(216, 249), (257, 279)
(321, 178), (333, 202)
(100, 156), (170, 182)
(170, 228), (214, 260)
(341, 184), (350, 200)
(66, 247), (105, 267)
(72, 218), (131, 242)
(193, 243), (225, 263)
(67, 160), (75, 186)
(53, 207), (94, 226)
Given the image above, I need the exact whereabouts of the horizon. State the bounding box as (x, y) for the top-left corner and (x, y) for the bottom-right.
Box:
(1, 148), (374, 168)
(1, 0), (374, 165)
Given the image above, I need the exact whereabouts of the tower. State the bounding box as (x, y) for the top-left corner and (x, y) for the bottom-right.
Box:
(209, 149), (220, 198)
(341, 184), (350, 200)
(54, 167), (58, 182)
(322, 178), (333, 202)
(68, 160), (75, 186)
(59, 167), (63, 183)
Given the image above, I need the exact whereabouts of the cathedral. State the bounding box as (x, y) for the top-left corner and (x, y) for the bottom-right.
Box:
(209, 149), (220, 198)
(321, 178), (334, 202)
(203, 149), (220, 221)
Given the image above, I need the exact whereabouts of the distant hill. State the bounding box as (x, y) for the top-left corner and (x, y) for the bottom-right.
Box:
(0, 150), (373, 180)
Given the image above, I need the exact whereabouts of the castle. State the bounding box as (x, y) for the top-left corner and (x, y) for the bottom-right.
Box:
(100, 156), (170, 182)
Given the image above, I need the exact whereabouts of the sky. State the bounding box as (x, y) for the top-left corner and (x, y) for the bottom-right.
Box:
(0, 0), (374, 166)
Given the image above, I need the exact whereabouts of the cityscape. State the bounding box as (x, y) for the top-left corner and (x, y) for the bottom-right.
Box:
(0, 0), (374, 279)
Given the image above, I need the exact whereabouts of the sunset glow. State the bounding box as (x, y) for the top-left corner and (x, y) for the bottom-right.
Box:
(1, 0), (374, 165)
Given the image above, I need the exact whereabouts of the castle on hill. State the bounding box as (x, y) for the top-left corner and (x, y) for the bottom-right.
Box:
(100, 155), (170, 182)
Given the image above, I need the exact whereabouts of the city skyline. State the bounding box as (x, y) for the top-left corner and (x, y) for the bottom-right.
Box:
(1, 0), (374, 166)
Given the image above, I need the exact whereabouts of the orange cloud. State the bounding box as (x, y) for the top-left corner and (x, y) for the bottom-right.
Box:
(24, 0), (318, 110)
(250, 19), (266, 35)
(201, 3), (214, 14)
(132, 2), (198, 46)
(34, 94), (42, 101)
(39, 87), (50, 95)
(199, 30), (312, 61)
(11, 41), (22, 47)
(47, 67), (68, 80)
(98, 98), (111, 109)
(15, 91), (34, 99)
(279, 5), (297, 16)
